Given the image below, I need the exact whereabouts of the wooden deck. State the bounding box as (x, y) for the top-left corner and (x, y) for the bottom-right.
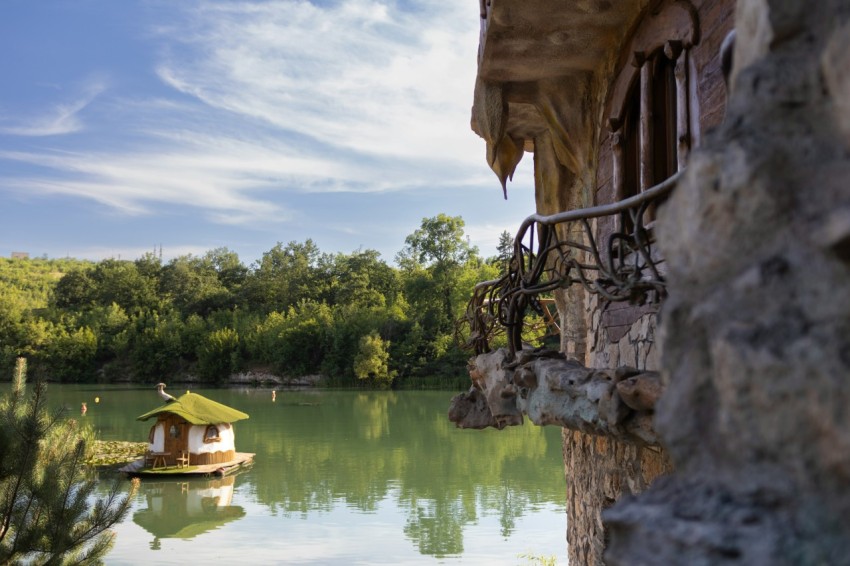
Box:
(119, 452), (255, 478)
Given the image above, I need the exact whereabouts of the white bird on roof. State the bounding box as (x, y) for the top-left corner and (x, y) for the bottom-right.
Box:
(156, 383), (177, 403)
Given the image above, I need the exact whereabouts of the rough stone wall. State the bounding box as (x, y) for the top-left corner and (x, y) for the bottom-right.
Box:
(563, 431), (670, 565)
(574, 292), (670, 566)
(604, 1), (850, 563)
(586, 298), (661, 372)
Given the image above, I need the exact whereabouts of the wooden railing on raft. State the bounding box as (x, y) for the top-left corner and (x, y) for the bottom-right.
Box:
(461, 171), (683, 357)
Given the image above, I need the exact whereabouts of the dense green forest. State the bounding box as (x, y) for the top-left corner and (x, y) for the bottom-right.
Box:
(0, 215), (519, 388)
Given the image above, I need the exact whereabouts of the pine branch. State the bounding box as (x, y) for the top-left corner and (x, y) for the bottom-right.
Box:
(0, 381), (42, 546)
(0, 359), (136, 565)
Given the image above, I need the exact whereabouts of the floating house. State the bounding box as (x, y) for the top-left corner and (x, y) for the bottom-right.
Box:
(121, 386), (254, 477)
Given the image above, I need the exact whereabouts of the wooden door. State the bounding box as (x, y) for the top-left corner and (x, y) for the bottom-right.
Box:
(160, 414), (188, 464)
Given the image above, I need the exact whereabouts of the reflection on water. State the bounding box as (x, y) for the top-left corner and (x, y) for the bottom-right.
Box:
(134, 476), (246, 547)
(44, 386), (567, 564)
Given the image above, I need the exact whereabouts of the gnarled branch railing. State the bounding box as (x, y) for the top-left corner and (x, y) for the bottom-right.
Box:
(462, 171), (682, 357)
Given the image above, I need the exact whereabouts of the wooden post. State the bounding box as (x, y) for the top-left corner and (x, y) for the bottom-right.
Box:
(674, 47), (690, 170)
(639, 56), (653, 192)
(610, 129), (625, 231)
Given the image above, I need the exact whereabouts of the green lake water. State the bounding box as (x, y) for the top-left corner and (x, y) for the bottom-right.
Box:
(44, 385), (568, 565)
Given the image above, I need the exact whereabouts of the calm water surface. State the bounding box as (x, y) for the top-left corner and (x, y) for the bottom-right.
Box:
(46, 385), (567, 565)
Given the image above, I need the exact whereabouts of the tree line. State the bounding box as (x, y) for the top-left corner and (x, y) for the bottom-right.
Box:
(0, 215), (517, 388)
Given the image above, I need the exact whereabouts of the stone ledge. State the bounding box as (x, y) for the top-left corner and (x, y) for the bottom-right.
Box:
(449, 348), (662, 445)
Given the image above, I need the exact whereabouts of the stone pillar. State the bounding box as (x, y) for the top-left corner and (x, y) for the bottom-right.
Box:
(533, 130), (587, 363)
(564, 431), (671, 565)
(532, 128), (673, 565)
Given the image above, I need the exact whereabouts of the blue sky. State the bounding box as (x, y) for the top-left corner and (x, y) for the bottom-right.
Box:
(0, 0), (535, 266)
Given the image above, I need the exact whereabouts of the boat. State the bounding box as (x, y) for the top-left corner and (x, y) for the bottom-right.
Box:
(120, 385), (254, 478)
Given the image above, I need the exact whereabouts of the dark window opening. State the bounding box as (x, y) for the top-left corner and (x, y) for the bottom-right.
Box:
(621, 76), (641, 234)
(651, 53), (678, 187)
(619, 51), (678, 229)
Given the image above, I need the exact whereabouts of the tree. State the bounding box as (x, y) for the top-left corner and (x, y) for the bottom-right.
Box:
(353, 332), (395, 388)
(398, 214), (476, 268)
(327, 249), (398, 308)
(0, 358), (135, 563)
(89, 260), (159, 314)
(243, 240), (322, 313)
(133, 252), (162, 281)
(398, 214), (478, 333)
(44, 325), (98, 382)
(202, 247), (247, 292)
(196, 327), (241, 383)
(128, 311), (184, 379)
(246, 301), (333, 377)
(159, 255), (231, 317)
(53, 269), (95, 310)
(494, 230), (514, 271)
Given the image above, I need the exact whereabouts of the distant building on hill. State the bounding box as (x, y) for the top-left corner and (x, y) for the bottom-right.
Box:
(10, 252), (29, 260)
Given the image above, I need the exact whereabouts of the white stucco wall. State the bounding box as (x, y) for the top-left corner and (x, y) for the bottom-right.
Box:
(148, 423), (165, 452)
(187, 422), (235, 454)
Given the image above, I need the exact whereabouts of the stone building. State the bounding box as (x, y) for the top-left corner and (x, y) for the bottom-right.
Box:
(451, 0), (850, 564)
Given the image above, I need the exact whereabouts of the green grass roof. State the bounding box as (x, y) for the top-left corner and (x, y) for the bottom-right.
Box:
(136, 392), (249, 425)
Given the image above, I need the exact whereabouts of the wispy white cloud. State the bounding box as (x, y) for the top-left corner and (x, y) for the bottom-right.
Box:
(463, 222), (517, 257)
(154, 0), (483, 163)
(0, 0), (500, 239)
(0, 147), (293, 223)
(0, 78), (106, 137)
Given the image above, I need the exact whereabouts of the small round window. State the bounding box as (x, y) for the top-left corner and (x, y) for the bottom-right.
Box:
(169, 424), (180, 438)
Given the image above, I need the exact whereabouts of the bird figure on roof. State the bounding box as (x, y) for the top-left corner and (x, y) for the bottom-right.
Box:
(156, 383), (177, 403)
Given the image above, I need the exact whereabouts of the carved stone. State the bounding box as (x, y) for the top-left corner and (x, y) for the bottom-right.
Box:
(449, 349), (664, 446)
(616, 372), (663, 412)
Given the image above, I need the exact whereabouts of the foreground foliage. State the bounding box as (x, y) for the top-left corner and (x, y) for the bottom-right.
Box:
(0, 358), (136, 564)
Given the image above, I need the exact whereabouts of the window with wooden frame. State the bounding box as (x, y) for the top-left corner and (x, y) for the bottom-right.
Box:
(607, 0), (698, 231)
(204, 425), (221, 443)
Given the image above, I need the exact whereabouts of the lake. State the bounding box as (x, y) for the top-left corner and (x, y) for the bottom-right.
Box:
(45, 385), (567, 565)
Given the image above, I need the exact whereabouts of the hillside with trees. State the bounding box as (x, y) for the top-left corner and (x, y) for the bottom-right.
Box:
(0, 215), (516, 388)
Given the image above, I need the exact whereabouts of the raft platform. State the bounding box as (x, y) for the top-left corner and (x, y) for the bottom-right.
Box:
(119, 453), (255, 478)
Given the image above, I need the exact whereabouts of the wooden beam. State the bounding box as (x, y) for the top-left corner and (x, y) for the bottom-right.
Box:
(639, 60), (654, 192)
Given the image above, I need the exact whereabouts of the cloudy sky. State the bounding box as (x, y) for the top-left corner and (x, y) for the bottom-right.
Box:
(0, 0), (535, 266)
